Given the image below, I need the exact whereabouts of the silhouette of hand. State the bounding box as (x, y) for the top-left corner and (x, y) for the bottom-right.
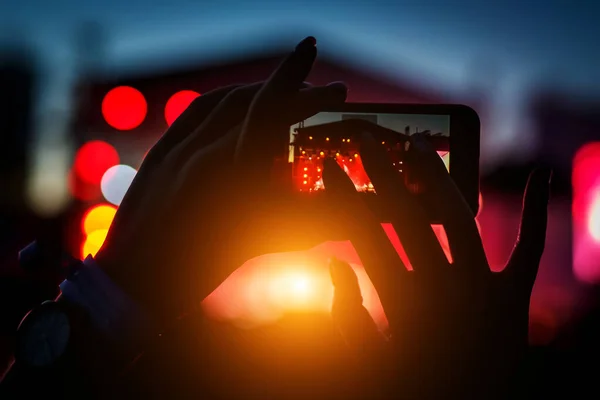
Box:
(94, 36), (348, 323)
(325, 131), (551, 399)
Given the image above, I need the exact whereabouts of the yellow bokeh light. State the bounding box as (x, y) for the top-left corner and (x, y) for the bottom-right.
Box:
(81, 229), (108, 259)
(82, 204), (117, 235)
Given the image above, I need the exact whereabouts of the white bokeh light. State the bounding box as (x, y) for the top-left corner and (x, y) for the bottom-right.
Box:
(101, 164), (137, 206)
(589, 192), (600, 242)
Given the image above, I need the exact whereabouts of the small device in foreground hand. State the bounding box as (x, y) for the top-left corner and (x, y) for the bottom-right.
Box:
(284, 104), (480, 222)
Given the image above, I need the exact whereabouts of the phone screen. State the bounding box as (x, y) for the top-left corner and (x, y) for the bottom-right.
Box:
(289, 112), (450, 193)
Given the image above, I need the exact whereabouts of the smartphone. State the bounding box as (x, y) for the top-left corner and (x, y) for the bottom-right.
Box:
(285, 104), (480, 222)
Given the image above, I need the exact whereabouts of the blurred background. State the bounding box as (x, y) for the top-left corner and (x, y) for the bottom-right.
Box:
(1, 0), (600, 393)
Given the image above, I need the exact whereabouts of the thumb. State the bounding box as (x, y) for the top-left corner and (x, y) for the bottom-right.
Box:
(505, 168), (552, 292)
(330, 257), (386, 355)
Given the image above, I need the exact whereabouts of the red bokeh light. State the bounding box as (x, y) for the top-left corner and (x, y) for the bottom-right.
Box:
(68, 168), (102, 201)
(102, 86), (147, 130)
(573, 142), (600, 283)
(164, 90), (201, 126)
(74, 140), (120, 185)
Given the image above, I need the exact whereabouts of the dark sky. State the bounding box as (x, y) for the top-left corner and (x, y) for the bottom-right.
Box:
(1, 0), (599, 165)
(2, 0), (598, 93)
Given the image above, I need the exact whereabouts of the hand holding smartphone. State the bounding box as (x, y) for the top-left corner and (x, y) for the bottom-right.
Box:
(283, 104), (480, 223)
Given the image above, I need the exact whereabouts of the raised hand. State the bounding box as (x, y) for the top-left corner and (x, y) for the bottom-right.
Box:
(94, 36), (349, 324)
(325, 130), (551, 399)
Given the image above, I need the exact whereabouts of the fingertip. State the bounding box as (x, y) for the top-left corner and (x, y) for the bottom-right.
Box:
(326, 81), (348, 92)
(330, 258), (359, 287)
(528, 167), (552, 203)
(323, 156), (338, 169)
(538, 167), (553, 185)
(330, 259), (363, 308)
(323, 157), (355, 193)
(325, 81), (349, 101)
(295, 36), (317, 52)
(322, 157), (340, 177)
(530, 167), (552, 183)
(358, 131), (385, 169)
(329, 256), (339, 286)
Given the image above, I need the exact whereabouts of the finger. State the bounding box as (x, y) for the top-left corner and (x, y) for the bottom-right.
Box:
(183, 83), (347, 170)
(236, 81), (348, 179)
(285, 82), (347, 120)
(116, 83), (263, 232)
(265, 36), (318, 94)
(151, 81), (314, 166)
(408, 133), (487, 268)
(505, 168), (552, 291)
(359, 132), (448, 273)
(122, 85), (243, 209)
(323, 158), (408, 321)
(330, 257), (387, 358)
(144, 84), (244, 167)
(235, 37), (343, 177)
(114, 83), (269, 250)
(172, 83), (265, 163)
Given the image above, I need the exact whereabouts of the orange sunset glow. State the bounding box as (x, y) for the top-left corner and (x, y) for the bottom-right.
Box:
(202, 224), (452, 331)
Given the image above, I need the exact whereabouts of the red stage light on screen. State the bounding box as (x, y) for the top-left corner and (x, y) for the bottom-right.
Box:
(102, 86), (147, 130)
(74, 141), (120, 185)
(573, 142), (600, 283)
(82, 204), (117, 235)
(381, 223), (453, 269)
(165, 90), (201, 126)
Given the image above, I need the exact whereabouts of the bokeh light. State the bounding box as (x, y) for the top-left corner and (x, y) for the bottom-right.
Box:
(165, 90), (201, 126)
(102, 86), (147, 130)
(100, 164), (137, 206)
(572, 142), (600, 283)
(203, 223), (454, 330)
(203, 251), (345, 329)
(437, 150), (450, 171)
(82, 204), (117, 235)
(74, 141), (120, 185)
(589, 192), (600, 242)
(68, 168), (102, 201)
(81, 229), (108, 259)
